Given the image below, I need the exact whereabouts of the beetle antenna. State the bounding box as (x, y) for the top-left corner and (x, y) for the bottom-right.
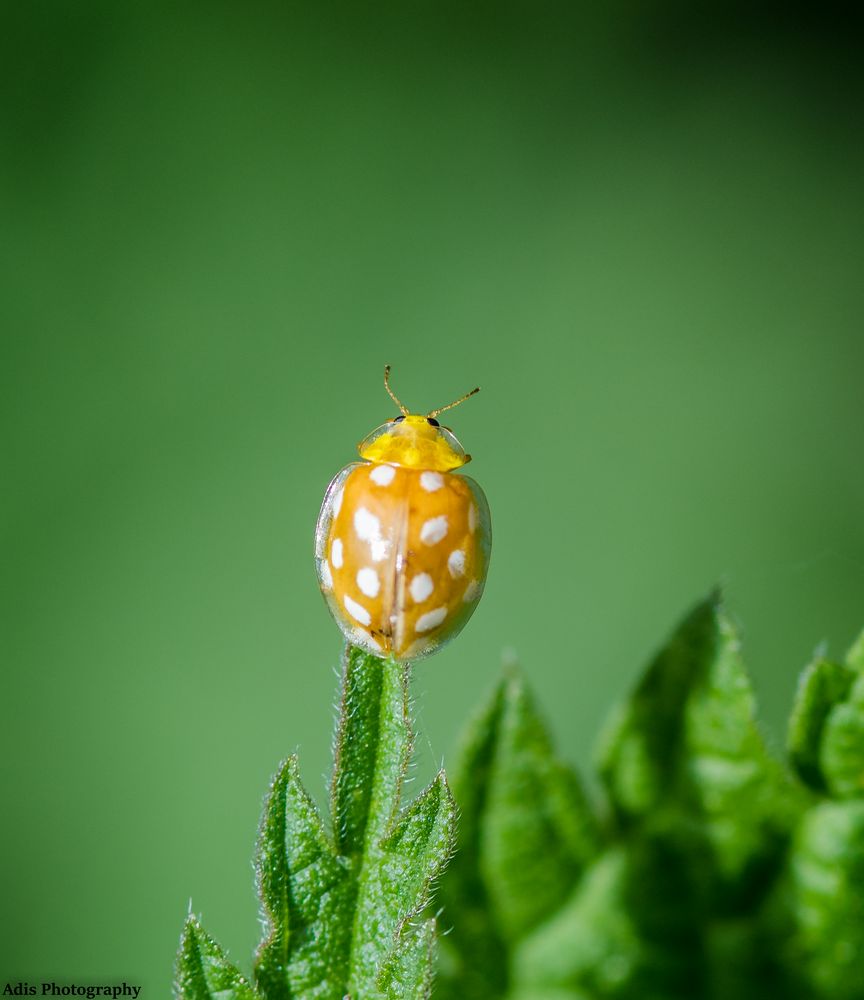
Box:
(428, 385), (480, 418)
(383, 364), (409, 415)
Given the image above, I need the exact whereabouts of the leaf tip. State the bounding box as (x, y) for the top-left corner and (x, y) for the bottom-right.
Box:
(846, 626), (864, 673)
(178, 911), (199, 949)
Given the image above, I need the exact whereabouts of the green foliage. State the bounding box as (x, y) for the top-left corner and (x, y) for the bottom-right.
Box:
(780, 800), (864, 999)
(377, 921), (437, 999)
(595, 598), (800, 910)
(176, 601), (864, 1000)
(787, 657), (857, 792)
(175, 647), (455, 1000)
(175, 915), (257, 1000)
(777, 626), (864, 999)
(436, 596), (864, 1000)
(435, 671), (598, 1000)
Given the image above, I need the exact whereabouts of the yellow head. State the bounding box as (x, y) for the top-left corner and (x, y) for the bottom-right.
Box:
(357, 366), (480, 472)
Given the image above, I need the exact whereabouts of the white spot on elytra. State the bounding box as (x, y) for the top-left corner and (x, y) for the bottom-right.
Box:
(332, 488), (344, 517)
(410, 573), (434, 603)
(356, 567), (380, 598)
(420, 471), (444, 492)
(354, 506), (389, 561)
(463, 580), (479, 603)
(331, 538), (344, 569)
(354, 507), (380, 539)
(343, 594), (371, 626)
(447, 549), (466, 578)
(415, 606), (447, 633)
(468, 503), (477, 533)
(320, 560), (333, 589)
(370, 464), (396, 486)
(420, 515), (448, 545)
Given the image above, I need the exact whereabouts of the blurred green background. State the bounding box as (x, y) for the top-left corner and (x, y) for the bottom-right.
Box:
(2, 0), (863, 993)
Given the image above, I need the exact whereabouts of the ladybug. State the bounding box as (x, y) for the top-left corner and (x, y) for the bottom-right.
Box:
(315, 366), (491, 661)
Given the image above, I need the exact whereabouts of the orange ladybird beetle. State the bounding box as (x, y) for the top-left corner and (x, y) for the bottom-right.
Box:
(315, 365), (491, 661)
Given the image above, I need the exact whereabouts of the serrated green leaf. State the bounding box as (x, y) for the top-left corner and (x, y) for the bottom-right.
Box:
(175, 915), (258, 1000)
(331, 645), (413, 858)
(437, 669), (598, 999)
(513, 832), (703, 1000)
(480, 675), (598, 941)
(782, 800), (864, 999)
(376, 921), (436, 1000)
(596, 595), (799, 909)
(254, 756), (349, 1000)
(845, 626), (864, 673)
(787, 658), (856, 792)
(820, 673), (864, 799)
(376, 773), (456, 935)
(347, 770), (455, 997)
(179, 646), (455, 1000)
(786, 628), (864, 801)
(328, 646), (457, 996)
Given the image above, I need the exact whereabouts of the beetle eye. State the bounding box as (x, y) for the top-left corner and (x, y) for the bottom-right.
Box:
(427, 417), (440, 427)
(393, 415), (405, 423)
